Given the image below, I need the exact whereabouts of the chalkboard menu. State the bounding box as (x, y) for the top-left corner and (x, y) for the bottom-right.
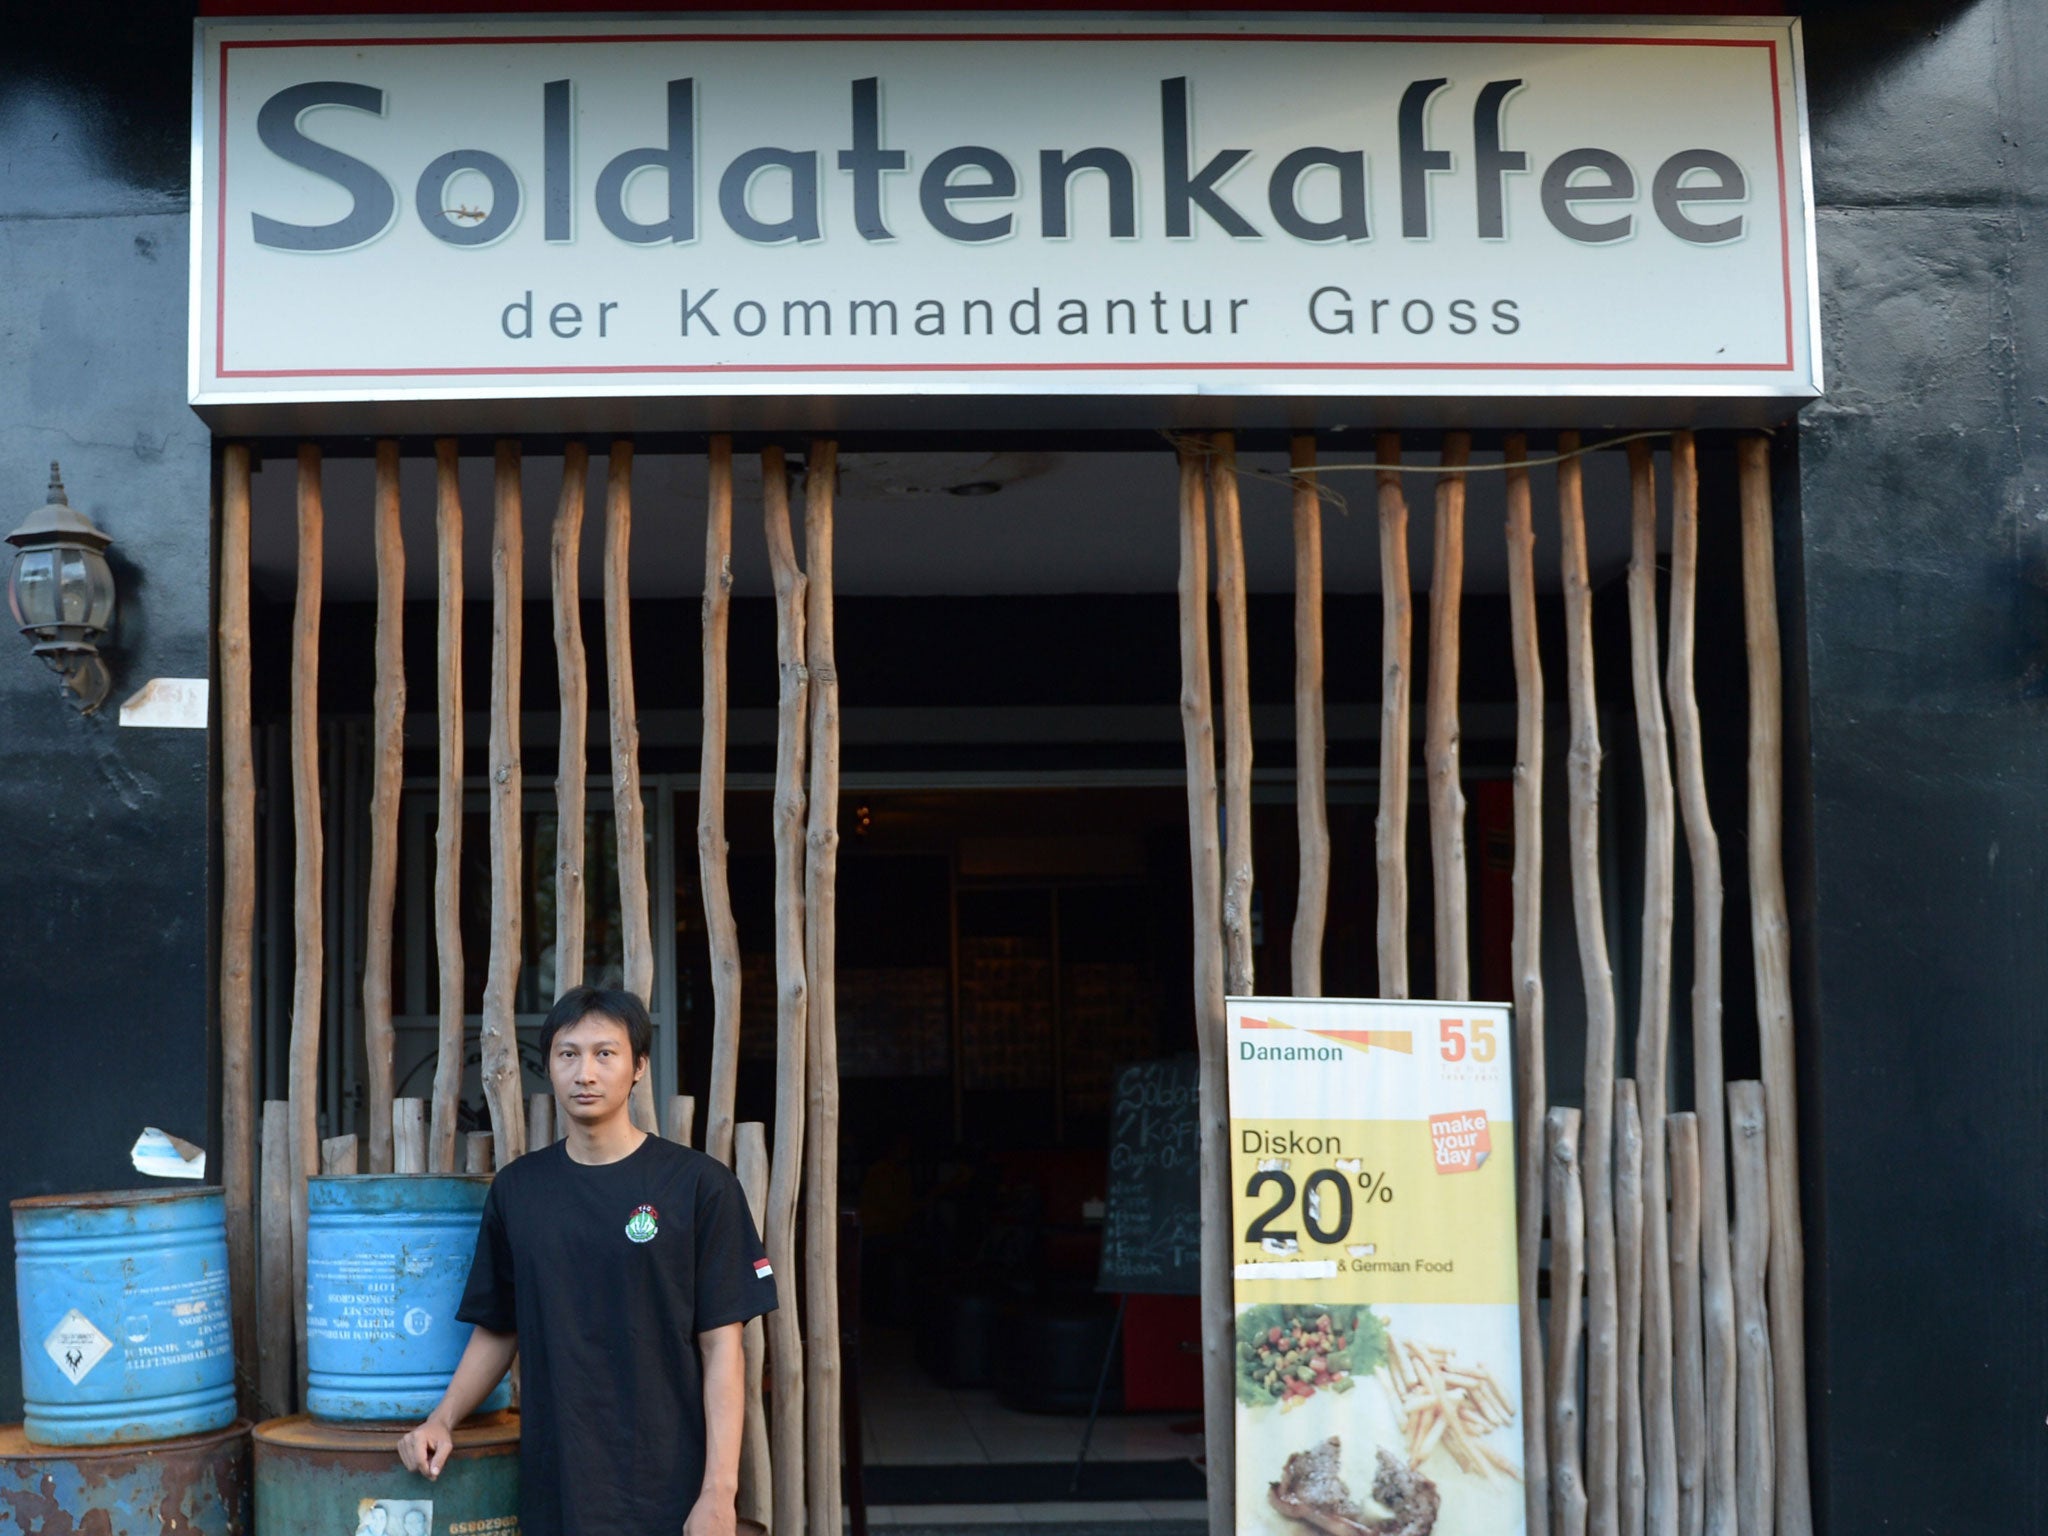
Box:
(1097, 1056), (1202, 1296)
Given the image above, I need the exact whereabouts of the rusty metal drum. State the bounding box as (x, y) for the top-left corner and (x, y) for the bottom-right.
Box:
(305, 1175), (511, 1424)
(0, 1418), (250, 1534)
(252, 1413), (520, 1536)
(10, 1188), (236, 1446)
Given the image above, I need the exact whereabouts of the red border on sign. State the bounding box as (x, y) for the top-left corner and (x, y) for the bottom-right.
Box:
(211, 30), (1801, 382)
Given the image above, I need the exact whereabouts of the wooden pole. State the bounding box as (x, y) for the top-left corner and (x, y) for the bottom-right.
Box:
(1617, 1082), (1646, 1536)
(393, 1097), (428, 1175)
(736, 1122), (775, 1533)
(663, 1094), (697, 1147)
(1666, 431), (1737, 1536)
(1625, 441), (1680, 1536)
(1738, 437), (1813, 1536)
(1727, 1082), (1774, 1536)
(1426, 432), (1471, 999)
(762, 444), (811, 1536)
(1546, 1108), (1588, 1536)
(288, 443), (325, 1403)
(1503, 432), (1550, 1536)
(1374, 433), (1413, 998)
(528, 1092), (554, 1151)
(320, 1135), (359, 1177)
(431, 439), (467, 1176)
(362, 439), (406, 1175)
(1289, 435), (1328, 996)
(803, 439), (845, 1536)
(605, 441), (659, 1134)
(218, 442), (258, 1407)
(258, 1100), (293, 1419)
(481, 440), (529, 1167)
(1558, 431), (1622, 1536)
(700, 435), (743, 1168)
(465, 1133), (496, 1175)
(1176, 439), (1233, 1536)
(552, 443), (591, 995)
(1209, 433), (1255, 999)
(1669, 1114), (1706, 1536)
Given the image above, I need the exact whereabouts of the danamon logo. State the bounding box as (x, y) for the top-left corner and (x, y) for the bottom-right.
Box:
(1238, 1015), (1415, 1061)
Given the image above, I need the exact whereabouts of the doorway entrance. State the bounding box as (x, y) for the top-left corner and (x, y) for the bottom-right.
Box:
(675, 784), (1207, 1516)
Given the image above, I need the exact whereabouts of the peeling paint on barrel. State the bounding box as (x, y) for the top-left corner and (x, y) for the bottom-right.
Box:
(11, 1190), (236, 1446)
(305, 1176), (510, 1423)
(253, 1413), (518, 1536)
(0, 1418), (250, 1534)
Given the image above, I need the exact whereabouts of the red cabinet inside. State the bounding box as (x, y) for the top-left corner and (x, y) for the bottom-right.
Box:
(1120, 1292), (1204, 1412)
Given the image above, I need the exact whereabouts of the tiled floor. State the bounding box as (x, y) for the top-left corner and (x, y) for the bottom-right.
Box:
(856, 1327), (1202, 1470)
(861, 1404), (1195, 1468)
(864, 1502), (1209, 1527)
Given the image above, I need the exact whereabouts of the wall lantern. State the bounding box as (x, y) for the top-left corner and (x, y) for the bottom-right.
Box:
(7, 462), (117, 714)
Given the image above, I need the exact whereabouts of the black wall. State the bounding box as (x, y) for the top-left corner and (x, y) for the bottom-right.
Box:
(1796, 1), (2048, 1528)
(0, 3), (213, 1415)
(4, 7), (2046, 1524)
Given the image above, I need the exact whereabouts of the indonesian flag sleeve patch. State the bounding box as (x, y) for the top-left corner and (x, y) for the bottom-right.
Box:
(754, 1257), (774, 1279)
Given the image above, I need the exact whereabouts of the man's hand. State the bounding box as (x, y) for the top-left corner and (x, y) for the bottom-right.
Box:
(396, 1414), (456, 1480)
(683, 1489), (738, 1536)
(395, 1326), (517, 1479)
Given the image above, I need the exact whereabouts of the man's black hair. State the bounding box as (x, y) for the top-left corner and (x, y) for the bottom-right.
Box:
(539, 985), (653, 1065)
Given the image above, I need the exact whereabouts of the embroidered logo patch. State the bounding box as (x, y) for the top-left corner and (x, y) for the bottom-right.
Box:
(754, 1257), (774, 1280)
(625, 1204), (660, 1244)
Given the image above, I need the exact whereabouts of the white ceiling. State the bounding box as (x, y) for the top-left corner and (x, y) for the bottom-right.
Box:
(246, 443), (1657, 603)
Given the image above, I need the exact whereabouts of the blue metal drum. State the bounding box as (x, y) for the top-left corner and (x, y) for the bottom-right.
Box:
(304, 1175), (511, 1424)
(10, 1188), (236, 1447)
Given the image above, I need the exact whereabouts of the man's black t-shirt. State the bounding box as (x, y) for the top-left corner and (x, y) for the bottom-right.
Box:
(456, 1135), (777, 1536)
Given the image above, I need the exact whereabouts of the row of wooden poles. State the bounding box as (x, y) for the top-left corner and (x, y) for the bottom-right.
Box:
(216, 437), (846, 1536)
(1173, 430), (1810, 1536)
(213, 425), (1808, 1536)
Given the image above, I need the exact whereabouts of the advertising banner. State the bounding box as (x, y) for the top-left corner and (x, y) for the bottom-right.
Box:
(1229, 996), (1521, 1536)
(192, 16), (1816, 407)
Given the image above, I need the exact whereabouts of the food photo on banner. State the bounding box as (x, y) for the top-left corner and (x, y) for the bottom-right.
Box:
(1228, 997), (1520, 1536)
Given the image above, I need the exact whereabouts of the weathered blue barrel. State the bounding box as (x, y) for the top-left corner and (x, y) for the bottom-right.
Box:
(0, 1418), (251, 1533)
(254, 1412), (517, 1535)
(305, 1175), (511, 1423)
(11, 1188), (235, 1446)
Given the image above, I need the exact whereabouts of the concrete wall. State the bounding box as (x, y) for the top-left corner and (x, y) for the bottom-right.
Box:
(0, 3), (214, 1415)
(1796, 1), (2048, 1527)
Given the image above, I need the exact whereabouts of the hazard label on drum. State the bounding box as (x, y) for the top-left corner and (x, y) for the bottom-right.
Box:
(44, 1308), (113, 1386)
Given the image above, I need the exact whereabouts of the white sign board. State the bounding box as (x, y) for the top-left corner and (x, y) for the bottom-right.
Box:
(1228, 996), (1522, 1536)
(191, 16), (1818, 406)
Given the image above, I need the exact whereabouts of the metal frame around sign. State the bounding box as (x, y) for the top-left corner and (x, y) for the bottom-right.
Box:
(188, 13), (1822, 431)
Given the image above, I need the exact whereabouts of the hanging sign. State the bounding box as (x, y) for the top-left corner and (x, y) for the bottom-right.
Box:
(191, 16), (1817, 407)
(1229, 996), (1523, 1536)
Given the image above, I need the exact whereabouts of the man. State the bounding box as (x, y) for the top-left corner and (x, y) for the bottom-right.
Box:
(398, 986), (776, 1536)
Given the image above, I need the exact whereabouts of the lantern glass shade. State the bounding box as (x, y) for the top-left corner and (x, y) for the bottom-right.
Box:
(8, 543), (115, 640)
(6, 547), (47, 629)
